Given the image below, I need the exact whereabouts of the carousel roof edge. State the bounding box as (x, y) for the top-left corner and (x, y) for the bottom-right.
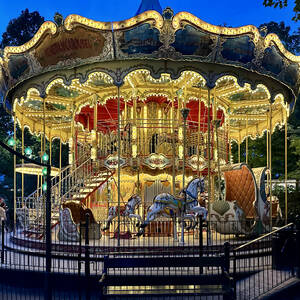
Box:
(0, 9), (299, 64)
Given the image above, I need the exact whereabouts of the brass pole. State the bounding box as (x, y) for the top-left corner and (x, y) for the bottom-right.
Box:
(13, 115), (16, 233)
(266, 117), (269, 169)
(180, 108), (190, 245)
(171, 88), (177, 241)
(59, 134), (62, 198)
(246, 114), (248, 164)
(269, 104), (272, 230)
(207, 89), (212, 226)
(21, 117), (24, 208)
(117, 85), (121, 247)
(197, 89), (201, 178)
(238, 142), (241, 163)
(171, 88), (176, 195)
(238, 125), (241, 163)
(215, 120), (222, 200)
(228, 120), (231, 163)
(43, 97), (46, 154)
(285, 109), (288, 224)
(49, 137), (52, 166)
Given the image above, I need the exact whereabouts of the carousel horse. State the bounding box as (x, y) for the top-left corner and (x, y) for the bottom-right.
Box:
(137, 178), (208, 236)
(102, 194), (142, 231)
(261, 195), (282, 228)
(0, 198), (7, 222)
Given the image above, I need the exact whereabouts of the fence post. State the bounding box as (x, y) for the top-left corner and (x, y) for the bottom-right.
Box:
(45, 164), (52, 300)
(198, 215), (203, 274)
(233, 249), (237, 300)
(296, 229), (300, 278)
(85, 213), (90, 277)
(224, 242), (230, 273)
(78, 220), (82, 275)
(1, 220), (4, 264)
(85, 213), (90, 300)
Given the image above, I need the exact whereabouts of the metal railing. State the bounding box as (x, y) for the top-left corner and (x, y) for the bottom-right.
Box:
(0, 218), (299, 299)
(16, 149), (101, 229)
(233, 223), (299, 300)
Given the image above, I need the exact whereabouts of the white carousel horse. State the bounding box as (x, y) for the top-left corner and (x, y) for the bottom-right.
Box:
(0, 206), (6, 222)
(260, 195), (282, 228)
(137, 178), (208, 236)
(102, 194), (142, 231)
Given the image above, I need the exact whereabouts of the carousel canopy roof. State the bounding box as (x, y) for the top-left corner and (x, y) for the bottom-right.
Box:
(136, 0), (162, 16)
(0, 7), (299, 143)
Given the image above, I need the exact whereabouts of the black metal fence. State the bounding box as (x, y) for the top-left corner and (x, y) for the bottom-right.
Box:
(0, 216), (299, 299)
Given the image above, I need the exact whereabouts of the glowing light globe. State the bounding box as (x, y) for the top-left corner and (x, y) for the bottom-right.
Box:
(25, 147), (32, 156)
(42, 153), (49, 162)
(42, 182), (47, 191)
(8, 137), (15, 147)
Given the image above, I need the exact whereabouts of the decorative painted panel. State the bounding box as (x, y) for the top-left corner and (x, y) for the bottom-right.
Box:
(172, 25), (214, 57)
(221, 36), (255, 64)
(116, 23), (162, 57)
(283, 63), (299, 86)
(8, 55), (30, 80)
(104, 155), (127, 169)
(262, 46), (284, 75)
(143, 153), (171, 169)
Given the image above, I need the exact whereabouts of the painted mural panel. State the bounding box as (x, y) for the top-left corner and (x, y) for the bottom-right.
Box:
(34, 27), (106, 67)
(8, 54), (30, 80)
(221, 36), (255, 64)
(283, 63), (299, 86)
(117, 23), (162, 56)
(262, 46), (284, 75)
(172, 25), (214, 57)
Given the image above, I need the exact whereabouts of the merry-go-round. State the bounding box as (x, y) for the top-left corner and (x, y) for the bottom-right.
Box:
(0, 0), (299, 249)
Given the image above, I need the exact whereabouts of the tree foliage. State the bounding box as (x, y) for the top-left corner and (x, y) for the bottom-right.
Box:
(0, 9), (69, 204)
(259, 21), (300, 54)
(232, 21), (300, 181)
(263, 0), (300, 21)
(0, 9), (44, 48)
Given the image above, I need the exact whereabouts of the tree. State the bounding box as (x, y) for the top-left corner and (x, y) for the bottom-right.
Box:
(232, 21), (300, 177)
(263, 0), (300, 21)
(0, 9), (45, 205)
(0, 9), (44, 48)
(259, 21), (300, 54)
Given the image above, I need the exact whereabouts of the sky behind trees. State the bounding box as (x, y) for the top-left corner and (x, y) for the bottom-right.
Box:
(0, 0), (298, 37)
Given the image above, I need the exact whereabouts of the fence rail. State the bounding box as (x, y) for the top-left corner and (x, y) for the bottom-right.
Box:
(0, 218), (299, 299)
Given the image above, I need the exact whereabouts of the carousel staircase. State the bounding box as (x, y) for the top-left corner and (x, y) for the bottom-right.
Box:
(70, 172), (112, 203)
(19, 150), (113, 238)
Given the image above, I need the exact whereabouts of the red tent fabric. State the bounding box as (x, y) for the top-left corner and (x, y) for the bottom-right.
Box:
(75, 96), (224, 133)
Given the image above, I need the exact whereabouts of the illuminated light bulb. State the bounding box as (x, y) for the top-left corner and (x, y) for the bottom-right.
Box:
(132, 144), (137, 158)
(91, 147), (97, 160)
(178, 127), (183, 141)
(42, 153), (49, 162)
(42, 167), (47, 176)
(42, 182), (47, 192)
(132, 126), (137, 140)
(178, 145), (183, 159)
(8, 137), (16, 147)
(25, 147), (32, 156)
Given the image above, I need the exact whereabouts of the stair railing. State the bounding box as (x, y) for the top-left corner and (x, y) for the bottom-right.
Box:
(18, 149), (92, 229)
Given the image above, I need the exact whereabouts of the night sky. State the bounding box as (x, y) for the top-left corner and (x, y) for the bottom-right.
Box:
(0, 0), (298, 38)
